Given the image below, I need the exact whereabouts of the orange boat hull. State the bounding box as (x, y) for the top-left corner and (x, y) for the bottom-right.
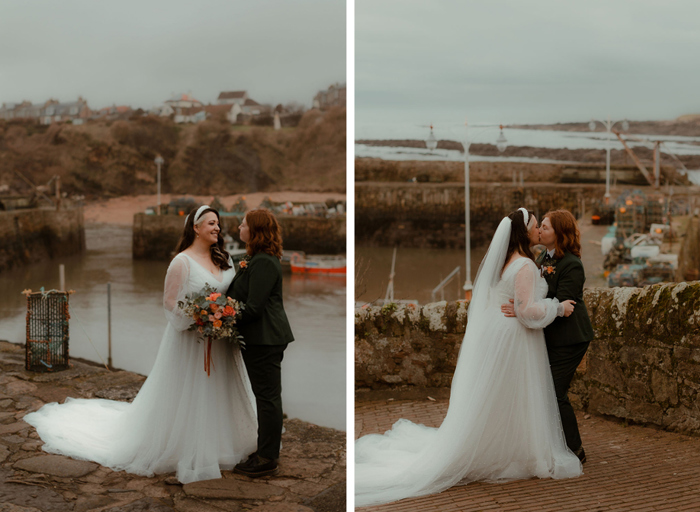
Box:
(290, 264), (346, 275)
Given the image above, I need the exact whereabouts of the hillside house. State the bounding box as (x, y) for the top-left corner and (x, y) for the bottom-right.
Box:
(173, 106), (206, 124)
(313, 83), (346, 110)
(0, 97), (90, 124)
(216, 91), (269, 117)
(41, 97), (91, 125)
(158, 93), (205, 123)
(164, 93), (203, 109)
(242, 98), (266, 116)
(217, 91), (248, 105)
(93, 105), (132, 120)
(204, 103), (242, 123)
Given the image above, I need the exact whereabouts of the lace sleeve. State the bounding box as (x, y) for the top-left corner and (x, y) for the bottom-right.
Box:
(163, 255), (193, 332)
(513, 261), (561, 329)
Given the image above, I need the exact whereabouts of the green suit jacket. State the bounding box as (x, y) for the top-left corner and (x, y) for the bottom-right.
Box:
(226, 252), (294, 347)
(536, 249), (594, 348)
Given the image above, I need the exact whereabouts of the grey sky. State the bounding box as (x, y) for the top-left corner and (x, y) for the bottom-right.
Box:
(0, 0), (345, 110)
(356, 0), (700, 131)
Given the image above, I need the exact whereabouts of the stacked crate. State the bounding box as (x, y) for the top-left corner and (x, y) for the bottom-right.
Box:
(615, 191), (647, 239)
(645, 196), (666, 228)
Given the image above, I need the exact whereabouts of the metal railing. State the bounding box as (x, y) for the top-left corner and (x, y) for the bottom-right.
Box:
(431, 266), (461, 303)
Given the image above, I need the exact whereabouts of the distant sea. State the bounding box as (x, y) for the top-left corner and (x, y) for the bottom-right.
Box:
(355, 122), (700, 185)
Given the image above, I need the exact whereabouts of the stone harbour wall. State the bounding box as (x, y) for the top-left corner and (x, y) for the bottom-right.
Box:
(0, 208), (85, 274)
(355, 157), (676, 186)
(356, 182), (604, 248)
(355, 158), (567, 184)
(133, 213), (346, 260)
(355, 282), (700, 436)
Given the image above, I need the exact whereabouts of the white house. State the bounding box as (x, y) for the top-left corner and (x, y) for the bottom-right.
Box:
(241, 98), (265, 116)
(158, 104), (175, 117)
(164, 93), (203, 110)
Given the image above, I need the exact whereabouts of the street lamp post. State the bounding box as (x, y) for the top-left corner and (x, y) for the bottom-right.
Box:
(430, 120), (506, 300)
(426, 124), (438, 151)
(463, 119), (472, 300)
(154, 155), (164, 215)
(589, 116), (629, 203)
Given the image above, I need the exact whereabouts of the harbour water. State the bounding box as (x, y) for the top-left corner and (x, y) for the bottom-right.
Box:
(0, 224), (346, 431)
(356, 217), (608, 306)
(356, 245), (488, 305)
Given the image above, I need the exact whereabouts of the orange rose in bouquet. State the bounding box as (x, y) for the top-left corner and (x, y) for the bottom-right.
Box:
(178, 283), (245, 376)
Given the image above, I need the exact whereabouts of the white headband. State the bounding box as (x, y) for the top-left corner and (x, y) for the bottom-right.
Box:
(518, 207), (529, 227)
(185, 205), (211, 226)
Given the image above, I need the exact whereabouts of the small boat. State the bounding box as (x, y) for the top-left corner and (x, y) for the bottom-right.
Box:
(290, 252), (346, 275)
(224, 237), (248, 263)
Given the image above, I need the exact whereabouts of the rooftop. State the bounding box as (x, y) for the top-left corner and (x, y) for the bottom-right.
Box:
(218, 91), (247, 99)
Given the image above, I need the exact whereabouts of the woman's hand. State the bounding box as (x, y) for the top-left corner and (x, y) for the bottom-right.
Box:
(504, 298), (575, 317)
(501, 299), (516, 317)
(561, 299), (576, 317)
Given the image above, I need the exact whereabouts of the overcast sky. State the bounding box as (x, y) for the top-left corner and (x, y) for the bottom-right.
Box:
(356, 0), (700, 135)
(0, 0), (345, 110)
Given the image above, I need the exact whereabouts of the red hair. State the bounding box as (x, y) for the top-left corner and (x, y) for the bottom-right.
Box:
(245, 208), (283, 259)
(544, 210), (581, 258)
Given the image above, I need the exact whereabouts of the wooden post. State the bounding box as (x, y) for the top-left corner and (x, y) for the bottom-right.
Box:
(55, 175), (61, 211)
(59, 264), (65, 291)
(653, 142), (660, 189)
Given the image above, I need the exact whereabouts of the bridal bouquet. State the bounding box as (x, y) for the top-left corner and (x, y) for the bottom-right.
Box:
(178, 284), (245, 375)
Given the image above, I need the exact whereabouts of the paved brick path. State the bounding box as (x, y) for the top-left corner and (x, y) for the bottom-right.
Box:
(355, 396), (700, 511)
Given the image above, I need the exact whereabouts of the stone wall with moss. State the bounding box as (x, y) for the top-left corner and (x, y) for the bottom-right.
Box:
(133, 213), (346, 260)
(0, 208), (85, 273)
(355, 282), (700, 435)
(677, 215), (700, 281)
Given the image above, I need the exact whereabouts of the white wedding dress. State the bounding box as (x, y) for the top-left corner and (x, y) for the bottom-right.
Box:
(355, 218), (582, 507)
(24, 253), (258, 484)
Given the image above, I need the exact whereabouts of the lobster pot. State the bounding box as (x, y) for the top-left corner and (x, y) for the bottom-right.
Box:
(615, 190), (647, 239)
(25, 292), (70, 372)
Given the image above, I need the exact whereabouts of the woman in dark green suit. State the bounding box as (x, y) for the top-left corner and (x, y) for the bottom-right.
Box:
(537, 210), (594, 463)
(228, 208), (294, 477)
(503, 209), (594, 463)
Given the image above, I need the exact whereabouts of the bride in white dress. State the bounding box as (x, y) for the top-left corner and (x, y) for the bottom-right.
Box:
(24, 205), (257, 484)
(355, 208), (583, 507)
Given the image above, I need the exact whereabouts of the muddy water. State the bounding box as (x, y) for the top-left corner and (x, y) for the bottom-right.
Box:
(0, 224), (346, 431)
(356, 222), (606, 305)
(356, 246), (489, 305)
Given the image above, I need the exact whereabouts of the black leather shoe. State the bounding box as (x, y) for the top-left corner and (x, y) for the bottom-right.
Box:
(574, 446), (586, 464)
(241, 451), (257, 465)
(233, 455), (279, 477)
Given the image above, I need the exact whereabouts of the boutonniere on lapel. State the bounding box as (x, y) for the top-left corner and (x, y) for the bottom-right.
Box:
(542, 265), (556, 277)
(238, 255), (251, 271)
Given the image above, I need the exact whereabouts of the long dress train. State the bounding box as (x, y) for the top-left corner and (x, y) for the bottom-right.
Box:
(355, 222), (582, 507)
(24, 253), (258, 484)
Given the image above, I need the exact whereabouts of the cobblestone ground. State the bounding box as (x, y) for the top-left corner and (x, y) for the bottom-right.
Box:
(0, 341), (346, 512)
(355, 396), (700, 512)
